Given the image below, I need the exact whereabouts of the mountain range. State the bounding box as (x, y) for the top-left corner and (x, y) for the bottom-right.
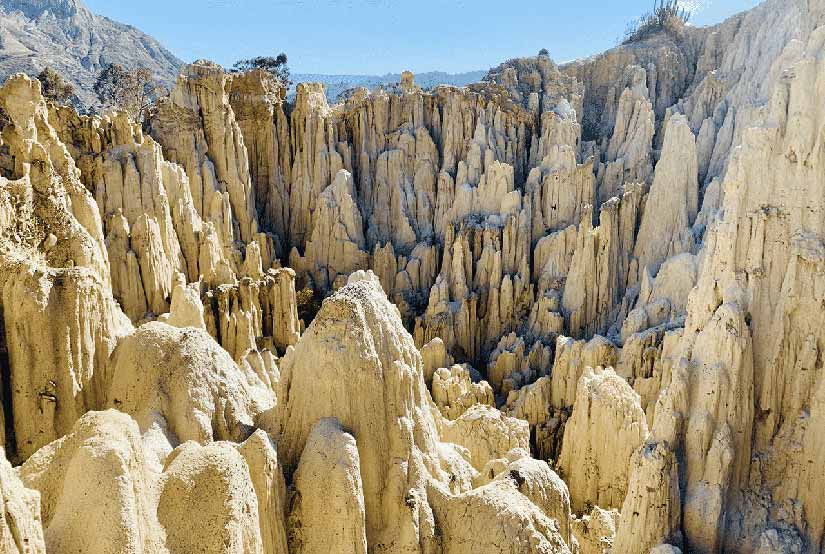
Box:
(0, 0), (488, 106)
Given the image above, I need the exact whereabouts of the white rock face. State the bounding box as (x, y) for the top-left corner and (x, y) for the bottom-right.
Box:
(18, 410), (165, 554)
(633, 114), (698, 278)
(107, 322), (275, 464)
(0, 448), (45, 554)
(0, 1), (823, 551)
(288, 418), (367, 554)
(158, 441), (264, 554)
(557, 367), (649, 513)
(429, 478), (572, 554)
(275, 272), (444, 551)
(613, 441), (681, 554)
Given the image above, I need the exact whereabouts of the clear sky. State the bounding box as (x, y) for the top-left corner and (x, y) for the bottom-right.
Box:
(84, 0), (762, 75)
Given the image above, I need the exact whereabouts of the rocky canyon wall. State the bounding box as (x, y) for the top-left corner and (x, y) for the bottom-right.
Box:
(0, 0), (823, 553)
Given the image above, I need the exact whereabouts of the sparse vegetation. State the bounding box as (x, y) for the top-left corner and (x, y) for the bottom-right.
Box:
(232, 54), (292, 88)
(296, 284), (323, 326)
(93, 64), (167, 121)
(623, 0), (692, 44)
(37, 67), (75, 104)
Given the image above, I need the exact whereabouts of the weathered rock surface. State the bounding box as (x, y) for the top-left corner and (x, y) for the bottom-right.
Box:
(557, 367), (648, 513)
(158, 440), (264, 554)
(0, 447), (44, 554)
(287, 418), (367, 554)
(0, 1), (822, 552)
(18, 410), (164, 554)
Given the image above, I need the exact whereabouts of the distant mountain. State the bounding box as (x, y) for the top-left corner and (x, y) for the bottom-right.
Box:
(0, 0), (182, 107)
(290, 70), (488, 103)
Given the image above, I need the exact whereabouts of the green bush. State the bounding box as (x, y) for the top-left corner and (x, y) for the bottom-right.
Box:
(37, 67), (75, 104)
(232, 54), (291, 88)
(623, 0), (692, 44)
(93, 64), (167, 121)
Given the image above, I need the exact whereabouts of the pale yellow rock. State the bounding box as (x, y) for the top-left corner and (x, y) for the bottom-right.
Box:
(0, 448), (45, 554)
(620, 253), (697, 342)
(487, 333), (553, 397)
(432, 364), (494, 420)
(228, 70), (291, 247)
(502, 376), (565, 461)
(202, 268), (300, 360)
(558, 367), (649, 513)
(150, 61), (259, 245)
(420, 337), (453, 386)
(494, 456), (573, 546)
(236, 430), (289, 554)
(0, 75), (133, 459)
(158, 440), (263, 554)
(107, 322), (275, 464)
(600, 68), (654, 202)
(440, 404), (529, 473)
(18, 410), (164, 554)
(159, 274), (207, 330)
(0, 2), (820, 550)
(633, 115), (698, 278)
(287, 418), (367, 554)
(550, 335), (617, 410)
(571, 506), (617, 554)
(613, 441), (681, 554)
(429, 477), (573, 554)
(562, 185), (645, 338)
(275, 271), (442, 552)
(290, 169), (369, 289)
(4, 267), (130, 459)
(416, 211), (534, 364)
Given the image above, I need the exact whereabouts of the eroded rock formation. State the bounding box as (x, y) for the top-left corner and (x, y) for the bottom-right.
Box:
(0, 1), (823, 552)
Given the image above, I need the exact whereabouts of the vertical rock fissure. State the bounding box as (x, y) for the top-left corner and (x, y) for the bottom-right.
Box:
(0, 304), (16, 462)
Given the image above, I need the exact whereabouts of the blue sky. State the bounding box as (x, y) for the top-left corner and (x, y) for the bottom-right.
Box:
(85, 0), (762, 75)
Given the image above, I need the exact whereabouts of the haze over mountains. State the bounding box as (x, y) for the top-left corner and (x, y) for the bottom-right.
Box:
(0, 0), (489, 106)
(289, 70), (488, 102)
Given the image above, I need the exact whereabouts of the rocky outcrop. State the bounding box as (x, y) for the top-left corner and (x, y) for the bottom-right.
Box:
(237, 430), (289, 554)
(107, 322), (275, 464)
(613, 441), (681, 554)
(0, 1), (822, 552)
(432, 364), (494, 420)
(18, 410), (164, 554)
(0, 75), (132, 460)
(571, 506), (617, 554)
(274, 272), (444, 552)
(0, 447), (45, 554)
(158, 440), (264, 554)
(440, 404), (529, 474)
(557, 367), (648, 513)
(633, 115), (698, 278)
(429, 478), (572, 554)
(288, 418), (368, 554)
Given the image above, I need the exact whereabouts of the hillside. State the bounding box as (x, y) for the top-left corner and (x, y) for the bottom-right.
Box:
(0, 0), (182, 107)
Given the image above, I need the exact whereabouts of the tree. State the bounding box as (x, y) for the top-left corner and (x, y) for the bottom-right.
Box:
(37, 67), (75, 104)
(232, 54), (291, 88)
(93, 64), (167, 121)
(538, 48), (550, 57)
